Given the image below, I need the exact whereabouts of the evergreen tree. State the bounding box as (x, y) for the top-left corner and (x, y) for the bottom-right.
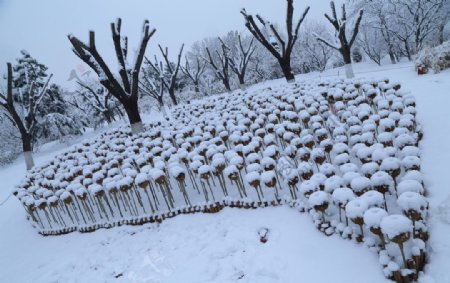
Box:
(12, 50), (49, 105)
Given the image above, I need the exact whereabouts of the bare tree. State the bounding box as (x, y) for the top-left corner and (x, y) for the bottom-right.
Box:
(358, 23), (386, 65)
(139, 64), (166, 115)
(294, 21), (333, 73)
(437, 1), (450, 44)
(204, 39), (232, 91)
(391, 0), (448, 52)
(76, 81), (117, 124)
(354, 0), (399, 64)
(316, 1), (364, 78)
(247, 45), (282, 82)
(0, 63), (52, 170)
(68, 18), (155, 134)
(376, 10), (399, 64)
(145, 44), (184, 106)
(221, 32), (257, 89)
(181, 55), (206, 93)
(241, 0), (310, 82)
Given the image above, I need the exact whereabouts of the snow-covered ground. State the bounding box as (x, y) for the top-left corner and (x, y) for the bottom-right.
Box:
(1, 61), (449, 283)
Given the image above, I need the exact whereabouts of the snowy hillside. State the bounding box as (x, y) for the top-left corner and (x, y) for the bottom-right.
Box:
(0, 61), (449, 282)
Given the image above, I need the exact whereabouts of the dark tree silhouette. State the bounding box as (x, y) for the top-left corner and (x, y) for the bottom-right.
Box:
(316, 1), (364, 78)
(0, 63), (52, 170)
(68, 18), (155, 134)
(241, 0), (310, 82)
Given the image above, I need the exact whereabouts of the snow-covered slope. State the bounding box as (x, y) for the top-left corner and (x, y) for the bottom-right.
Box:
(1, 61), (449, 283)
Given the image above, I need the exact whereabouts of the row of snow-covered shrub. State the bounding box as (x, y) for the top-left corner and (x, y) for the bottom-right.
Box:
(14, 77), (426, 282)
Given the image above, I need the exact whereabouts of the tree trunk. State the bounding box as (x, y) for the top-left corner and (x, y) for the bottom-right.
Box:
(168, 88), (178, 106)
(238, 75), (246, 90)
(279, 59), (295, 83)
(404, 41), (412, 61)
(223, 79), (231, 92)
(341, 48), (355, 79)
(194, 82), (200, 93)
(157, 96), (167, 117)
(103, 110), (113, 124)
(439, 25), (445, 45)
(123, 99), (144, 135)
(344, 64), (355, 79)
(389, 49), (397, 64)
(22, 133), (34, 170)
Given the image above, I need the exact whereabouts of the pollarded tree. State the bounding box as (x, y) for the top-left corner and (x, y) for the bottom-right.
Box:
(68, 18), (155, 135)
(145, 44), (184, 106)
(221, 31), (257, 89)
(316, 1), (364, 78)
(241, 0), (310, 82)
(0, 63), (52, 170)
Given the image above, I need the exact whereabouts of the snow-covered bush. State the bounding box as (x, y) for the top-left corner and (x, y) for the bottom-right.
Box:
(0, 114), (22, 165)
(36, 113), (82, 144)
(415, 41), (450, 73)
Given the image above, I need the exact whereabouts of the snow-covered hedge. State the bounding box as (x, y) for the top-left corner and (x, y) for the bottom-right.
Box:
(14, 77), (426, 282)
(415, 41), (450, 73)
(0, 113), (22, 165)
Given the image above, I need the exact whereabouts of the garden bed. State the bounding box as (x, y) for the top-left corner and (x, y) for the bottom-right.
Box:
(14, 77), (426, 282)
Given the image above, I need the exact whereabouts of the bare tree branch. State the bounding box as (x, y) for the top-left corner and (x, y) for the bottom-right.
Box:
(241, 0), (310, 82)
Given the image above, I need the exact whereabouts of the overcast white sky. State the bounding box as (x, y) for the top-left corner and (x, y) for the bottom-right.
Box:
(0, 0), (340, 88)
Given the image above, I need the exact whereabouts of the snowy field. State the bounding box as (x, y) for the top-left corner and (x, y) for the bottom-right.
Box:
(1, 61), (450, 283)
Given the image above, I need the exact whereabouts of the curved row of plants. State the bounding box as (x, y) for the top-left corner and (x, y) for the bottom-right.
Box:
(14, 77), (426, 282)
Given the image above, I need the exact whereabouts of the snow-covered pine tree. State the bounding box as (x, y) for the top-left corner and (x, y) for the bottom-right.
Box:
(0, 62), (52, 170)
(12, 50), (48, 106)
(68, 18), (156, 135)
(35, 84), (83, 144)
(11, 52), (82, 147)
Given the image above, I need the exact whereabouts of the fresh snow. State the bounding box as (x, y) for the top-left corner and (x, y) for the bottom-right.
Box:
(1, 61), (450, 282)
(380, 214), (413, 239)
